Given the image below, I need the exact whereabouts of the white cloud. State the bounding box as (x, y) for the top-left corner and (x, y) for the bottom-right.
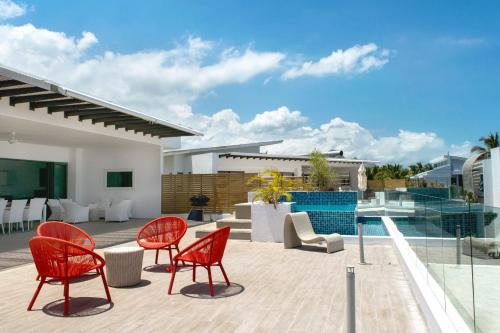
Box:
(0, 0), (26, 20)
(282, 43), (390, 80)
(0, 24), (285, 121)
(181, 106), (463, 164)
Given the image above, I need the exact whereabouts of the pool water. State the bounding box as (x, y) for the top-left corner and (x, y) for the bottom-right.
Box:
(356, 217), (389, 236)
(391, 217), (426, 237)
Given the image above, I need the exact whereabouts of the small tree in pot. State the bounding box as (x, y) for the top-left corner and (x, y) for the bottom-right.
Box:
(308, 150), (336, 191)
(247, 170), (294, 242)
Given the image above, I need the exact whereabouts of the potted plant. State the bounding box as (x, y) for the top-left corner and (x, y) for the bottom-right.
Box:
(247, 170), (294, 242)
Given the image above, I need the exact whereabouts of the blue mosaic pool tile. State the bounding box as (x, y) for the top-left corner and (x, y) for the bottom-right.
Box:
(289, 191), (357, 206)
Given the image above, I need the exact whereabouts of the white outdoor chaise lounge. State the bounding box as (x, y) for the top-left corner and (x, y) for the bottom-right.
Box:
(284, 212), (344, 253)
(105, 200), (132, 222)
(61, 201), (90, 224)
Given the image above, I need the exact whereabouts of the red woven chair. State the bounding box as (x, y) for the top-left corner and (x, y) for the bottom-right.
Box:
(28, 236), (111, 316)
(136, 216), (187, 272)
(37, 222), (95, 250)
(168, 226), (231, 297)
(35, 222), (96, 280)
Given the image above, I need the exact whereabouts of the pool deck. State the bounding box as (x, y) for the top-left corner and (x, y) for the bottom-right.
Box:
(0, 223), (429, 332)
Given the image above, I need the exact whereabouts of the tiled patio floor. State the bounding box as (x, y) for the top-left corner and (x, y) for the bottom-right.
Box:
(0, 223), (429, 332)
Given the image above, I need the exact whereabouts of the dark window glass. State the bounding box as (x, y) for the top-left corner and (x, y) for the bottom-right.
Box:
(0, 158), (67, 199)
(107, 171), (133, 188)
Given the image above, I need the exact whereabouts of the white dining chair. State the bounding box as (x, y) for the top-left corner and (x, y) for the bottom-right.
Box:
(4, 199), (28, 233)
(0, 198), (6, 234)
(23, 198), (46, 230)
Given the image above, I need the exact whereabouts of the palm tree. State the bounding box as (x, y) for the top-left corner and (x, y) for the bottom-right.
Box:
(471, 132), (499, 157)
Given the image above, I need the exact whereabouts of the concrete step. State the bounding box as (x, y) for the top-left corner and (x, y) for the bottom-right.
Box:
(234, 203), (251, 219)
(216, 218), (251, 229)
(195, 228), (251, 241)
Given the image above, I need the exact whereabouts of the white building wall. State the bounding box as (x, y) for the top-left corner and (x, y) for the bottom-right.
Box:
(191, 153), (218, 173)
(78, 145), (162, 219)
(217, 157), (304, 175)
(1, 98), (165, 218)
(0, 142), (162, 218)
(0, 141), (72, 163)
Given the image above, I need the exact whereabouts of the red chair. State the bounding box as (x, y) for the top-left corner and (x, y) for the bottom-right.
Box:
(35, 222), (96, 280)
(168, 226), (231, 297)
(28, 236), (111, 316)
(136, 216), (187, 272)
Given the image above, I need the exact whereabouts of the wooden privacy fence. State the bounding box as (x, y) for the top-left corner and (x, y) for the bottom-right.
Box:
(367, 179), (406, 190)
(162, 173), (256, 214)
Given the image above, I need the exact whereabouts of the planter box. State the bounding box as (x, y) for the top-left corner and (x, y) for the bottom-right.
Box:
(251, 202), (293, 242)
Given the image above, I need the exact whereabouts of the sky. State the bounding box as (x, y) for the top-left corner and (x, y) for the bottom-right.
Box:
(0, 0), (498, 164)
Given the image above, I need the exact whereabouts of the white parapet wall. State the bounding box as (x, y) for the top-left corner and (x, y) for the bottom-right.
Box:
(251, 201), (293, 242)
(483, 147), (500, 208)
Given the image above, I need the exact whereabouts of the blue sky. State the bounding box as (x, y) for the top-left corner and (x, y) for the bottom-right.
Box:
(1, 0), (498, 163)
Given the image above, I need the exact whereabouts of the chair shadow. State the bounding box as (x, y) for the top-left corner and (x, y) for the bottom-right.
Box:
(294, 244), (330, 253)
(178, 282), (245, 299)
(143, 264), (191, 273)
(46, 273), (99, 285)
(110, 279), (151, 289)
(42, 297), (113, 317)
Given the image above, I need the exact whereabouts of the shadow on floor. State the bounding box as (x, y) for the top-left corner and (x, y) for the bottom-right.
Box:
(179, 282), (245, 299)
(45, 273), (101, 285)
(143, 264), (192, 273)
(42, 297), (113, 317)
(110, 279), (151, 289)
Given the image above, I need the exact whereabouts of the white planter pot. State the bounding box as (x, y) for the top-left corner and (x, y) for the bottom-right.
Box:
(251, 202), (293, 243)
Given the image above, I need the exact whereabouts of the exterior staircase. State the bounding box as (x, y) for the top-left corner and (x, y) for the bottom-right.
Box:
(195, 203), (251, 240)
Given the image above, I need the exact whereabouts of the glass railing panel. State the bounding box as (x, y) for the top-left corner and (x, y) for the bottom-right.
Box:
(384, 189), (478, 330)
(470, 204), (500, 333)
(424, 197), (447, 308)
(441, 200), (475, 331)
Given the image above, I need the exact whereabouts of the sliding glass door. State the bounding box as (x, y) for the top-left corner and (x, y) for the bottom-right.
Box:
(0, 158), (68, 200)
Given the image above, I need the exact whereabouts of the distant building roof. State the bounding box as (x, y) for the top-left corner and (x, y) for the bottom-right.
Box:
(429, 154), (467, 164)
(163, 140), (284, 156)
(219, 152), (377, 165)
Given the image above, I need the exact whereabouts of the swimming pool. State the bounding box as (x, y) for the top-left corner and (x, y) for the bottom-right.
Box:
(291, 203), (388, 236)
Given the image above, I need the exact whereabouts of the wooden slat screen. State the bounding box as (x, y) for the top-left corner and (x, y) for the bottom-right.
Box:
(161, 173), (256, 214)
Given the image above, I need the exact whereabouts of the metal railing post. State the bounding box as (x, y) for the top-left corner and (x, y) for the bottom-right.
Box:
(346, 266), (356, 333)
(358, 222), (365, 264)
(456, 224), (461, 265)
